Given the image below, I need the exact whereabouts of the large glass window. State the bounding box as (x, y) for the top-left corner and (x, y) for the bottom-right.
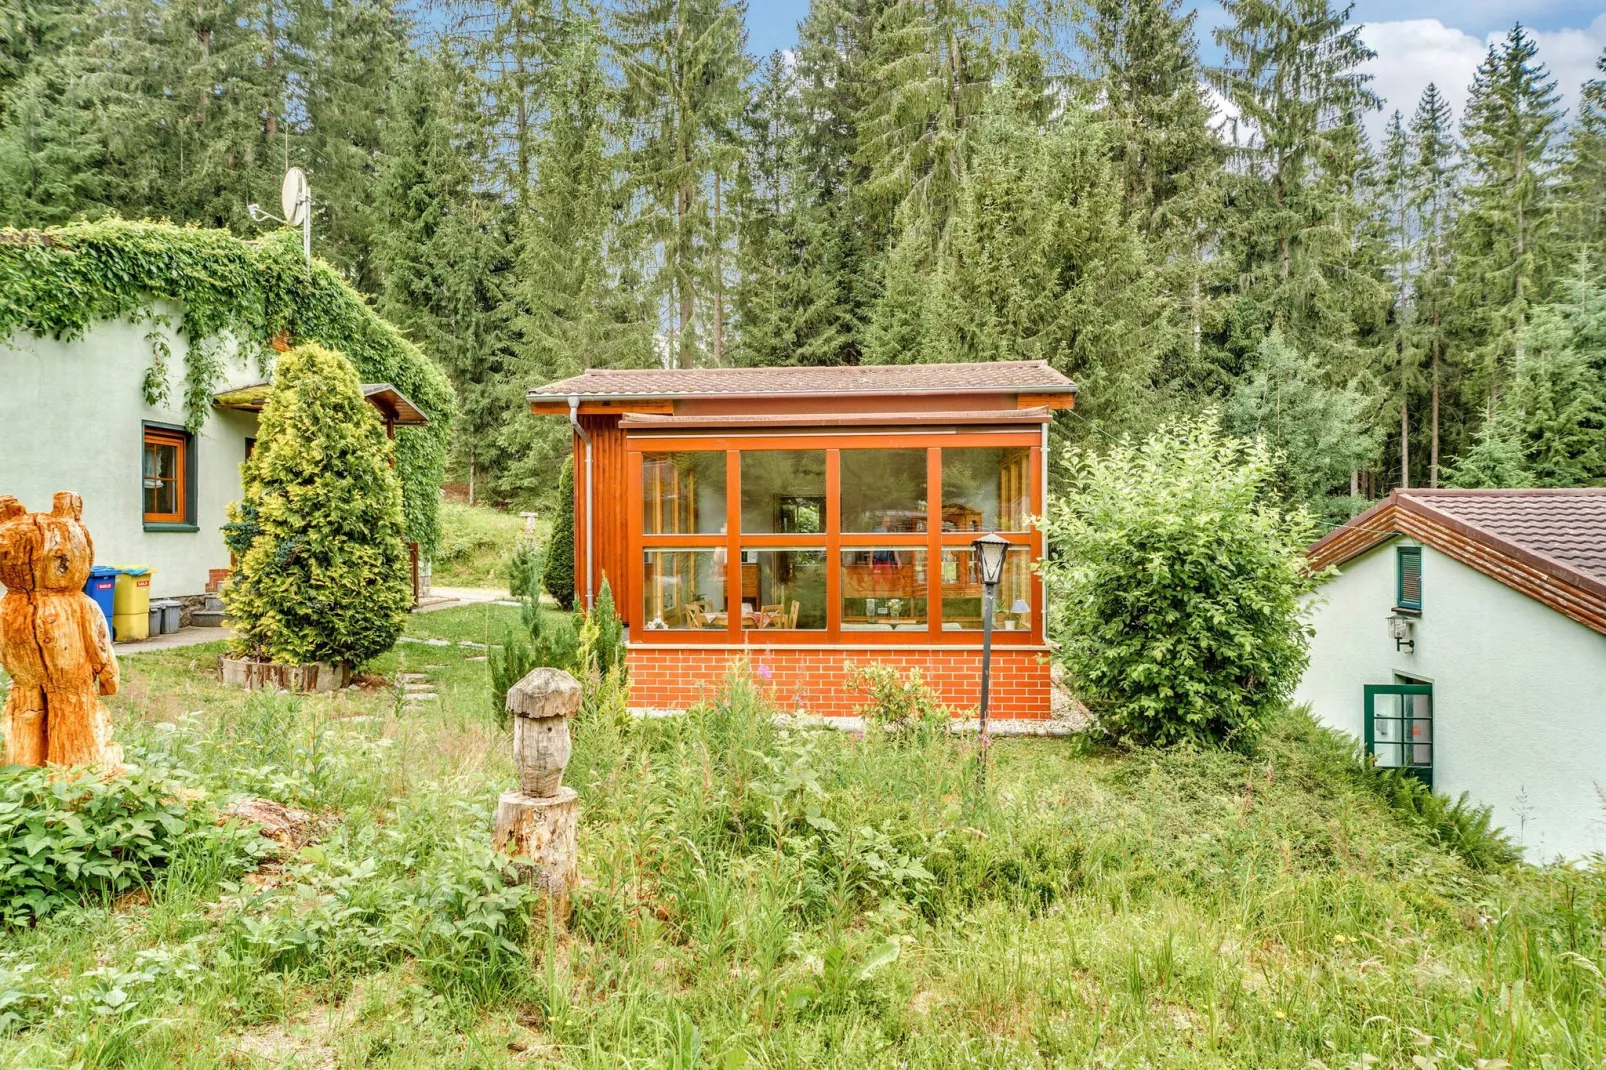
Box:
(841, 548), (929, 630)
(741, 451), (826, 534)
(942, 447), (1031, 532)
(643, 452), (726, 535)
(741, 549), (827, 630)
(939, 546), (1032, 631)
(841, 449), (927, 534)
(642, 550), (726, 630)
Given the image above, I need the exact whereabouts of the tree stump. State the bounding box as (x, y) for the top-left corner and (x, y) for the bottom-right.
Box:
(494, 787), (579, 917)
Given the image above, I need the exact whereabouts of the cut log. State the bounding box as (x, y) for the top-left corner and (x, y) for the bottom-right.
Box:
(494, 787), (579, 917)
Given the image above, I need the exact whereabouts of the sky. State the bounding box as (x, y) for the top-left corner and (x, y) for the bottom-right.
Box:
(744, 1), (1606, 134)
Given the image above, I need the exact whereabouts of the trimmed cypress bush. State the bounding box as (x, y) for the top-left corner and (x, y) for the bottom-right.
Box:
(545, 456), (577, 611)
(223, 344), (412, 666)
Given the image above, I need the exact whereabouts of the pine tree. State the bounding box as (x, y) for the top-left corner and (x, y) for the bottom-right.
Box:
(867, 104), (1162, 431)
(1406, 84), (1458, 486)
(614, 0), (748, 368)
(373, 53), (516, 503)
(731, 50), (803, 367)
(1377, 110), (1418, 488)
(499, 15), (655, 508)
(1442, 410), (1531, 489)
(1211, 0), (1384, 370)
(859, 0), (996, 255)
(1560, 49), (1606, 281)
(1224, 329), (1375, 515)
(1452, 25), (1563, 410)
(1078, 0), (1225, 396)
(786, 0), (889, 366)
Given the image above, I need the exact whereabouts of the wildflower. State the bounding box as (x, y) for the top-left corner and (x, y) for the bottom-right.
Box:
(756, 663), (773, 683)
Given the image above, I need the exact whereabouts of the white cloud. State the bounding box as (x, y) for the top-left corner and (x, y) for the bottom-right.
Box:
(1359, 14), (1606, 138)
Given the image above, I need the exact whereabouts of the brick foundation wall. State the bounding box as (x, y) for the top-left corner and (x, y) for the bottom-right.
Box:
(628, 645), (1053, 720)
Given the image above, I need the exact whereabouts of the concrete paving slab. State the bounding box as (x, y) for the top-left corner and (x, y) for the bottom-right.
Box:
(114, 626), (232, 654)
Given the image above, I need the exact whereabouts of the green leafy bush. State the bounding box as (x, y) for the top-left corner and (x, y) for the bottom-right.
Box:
(223, 343), (412, 666)
(845, 662), (950, 737)
(1041, 414), (1324, 750)
(544, 456), (577, 611)
(0, 766), (258, 926)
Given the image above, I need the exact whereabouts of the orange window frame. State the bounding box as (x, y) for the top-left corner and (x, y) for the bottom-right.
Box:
(627, 430), (1045, 648)
(142, 426), (190, 525)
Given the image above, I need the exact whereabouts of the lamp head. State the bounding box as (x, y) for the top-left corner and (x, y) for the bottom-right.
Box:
(971, 532), (1010, 586)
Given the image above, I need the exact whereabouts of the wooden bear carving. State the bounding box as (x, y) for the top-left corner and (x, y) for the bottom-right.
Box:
(0, 492), (122, 769)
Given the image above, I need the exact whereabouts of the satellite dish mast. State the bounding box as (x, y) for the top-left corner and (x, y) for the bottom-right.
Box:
(247, 167), (312, 264)
(281, 167), (311, 263)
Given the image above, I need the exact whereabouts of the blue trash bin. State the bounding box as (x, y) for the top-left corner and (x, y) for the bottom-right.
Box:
(84, 565), (118, 628)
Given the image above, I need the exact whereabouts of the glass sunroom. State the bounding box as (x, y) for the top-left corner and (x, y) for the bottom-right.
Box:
(527, 362), (1076, 719)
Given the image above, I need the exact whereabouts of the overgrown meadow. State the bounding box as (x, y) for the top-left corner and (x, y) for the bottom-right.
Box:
(3, 604), (1605, 1067)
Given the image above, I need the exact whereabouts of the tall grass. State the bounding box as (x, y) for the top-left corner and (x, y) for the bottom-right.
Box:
(3, 618), (1604, 1067)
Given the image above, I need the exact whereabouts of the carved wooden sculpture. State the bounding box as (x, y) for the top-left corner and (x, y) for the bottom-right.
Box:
(494, 667), (580, 917)
(0, 493), (122, 769)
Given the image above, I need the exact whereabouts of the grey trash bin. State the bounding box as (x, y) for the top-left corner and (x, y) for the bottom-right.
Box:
(151, 599), (183, 635)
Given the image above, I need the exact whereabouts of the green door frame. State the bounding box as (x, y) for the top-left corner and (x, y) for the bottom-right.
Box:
(1363, 683), (1434, 787)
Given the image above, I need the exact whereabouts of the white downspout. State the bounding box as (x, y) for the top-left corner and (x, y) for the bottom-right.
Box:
(568, 395), (594, 611)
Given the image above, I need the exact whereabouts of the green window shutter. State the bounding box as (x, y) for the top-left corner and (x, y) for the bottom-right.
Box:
(1364, 683), (1433, 787)
(1396, 546), (1422, 611)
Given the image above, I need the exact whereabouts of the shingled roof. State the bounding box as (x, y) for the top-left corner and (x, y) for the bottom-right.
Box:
(1307, 488), (1606, 636)
(529, 360), (1076, 400)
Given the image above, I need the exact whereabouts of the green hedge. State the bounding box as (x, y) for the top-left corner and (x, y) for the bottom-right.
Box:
(0, 220), (454, 555)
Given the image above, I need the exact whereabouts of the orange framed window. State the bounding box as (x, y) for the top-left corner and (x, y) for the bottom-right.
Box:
(142, 424), (193, 527)
(629, 431), (1044, 646)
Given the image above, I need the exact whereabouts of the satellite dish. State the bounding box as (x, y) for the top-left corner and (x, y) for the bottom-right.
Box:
(281, 167), (309, 227)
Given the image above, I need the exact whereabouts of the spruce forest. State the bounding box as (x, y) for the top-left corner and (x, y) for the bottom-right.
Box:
(6, 0), (1605, 523)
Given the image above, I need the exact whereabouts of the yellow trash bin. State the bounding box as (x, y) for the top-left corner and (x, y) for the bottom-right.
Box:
(110, 566), (156, 642)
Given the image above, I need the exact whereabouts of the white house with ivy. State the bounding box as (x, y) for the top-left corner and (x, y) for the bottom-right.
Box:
(0, 222), (453, 624)
(1298, 488), (1606, 860)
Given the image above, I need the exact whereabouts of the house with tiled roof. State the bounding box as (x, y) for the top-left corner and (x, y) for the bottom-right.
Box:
(528, 360), (1076, 721)
(1297, 488), (1606, 859)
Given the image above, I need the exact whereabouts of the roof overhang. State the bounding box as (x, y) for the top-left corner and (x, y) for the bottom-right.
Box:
(619, 408), (1052, 430)
(1308, 490), (1606, 637)
(213, 381), (430, 426)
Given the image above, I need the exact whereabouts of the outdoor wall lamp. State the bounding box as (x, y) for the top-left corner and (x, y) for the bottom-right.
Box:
(971, 533), (1012, 749)
(1387, 614), (1416, 654)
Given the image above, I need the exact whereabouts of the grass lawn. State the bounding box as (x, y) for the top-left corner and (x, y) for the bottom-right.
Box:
(432, 503), (537, 590)
(3, 603), (1605, 1067)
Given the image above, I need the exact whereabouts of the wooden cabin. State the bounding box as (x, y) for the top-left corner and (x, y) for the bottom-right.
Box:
(528, 361), (1075, 719)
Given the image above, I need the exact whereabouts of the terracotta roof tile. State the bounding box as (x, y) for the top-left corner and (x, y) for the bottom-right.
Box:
(530, 361), (1076, 399)
(1401, 489), (1606, 586)
(1306, 488), (1606, 636)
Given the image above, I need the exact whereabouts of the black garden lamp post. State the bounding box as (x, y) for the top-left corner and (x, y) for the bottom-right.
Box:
(971, 532), (1011, 744)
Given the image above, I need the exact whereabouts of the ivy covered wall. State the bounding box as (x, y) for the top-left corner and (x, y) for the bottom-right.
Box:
(0, 220), (454, 555)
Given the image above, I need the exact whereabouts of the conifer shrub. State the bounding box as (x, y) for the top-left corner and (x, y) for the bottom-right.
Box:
(223, 344), (412, 667)
(579, 576), (625, 677)
(544, 457), (577, 611)
(1041, 414), (1325, 750)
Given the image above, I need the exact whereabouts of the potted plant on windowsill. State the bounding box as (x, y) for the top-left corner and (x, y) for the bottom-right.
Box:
(219, 344), (411, 694)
